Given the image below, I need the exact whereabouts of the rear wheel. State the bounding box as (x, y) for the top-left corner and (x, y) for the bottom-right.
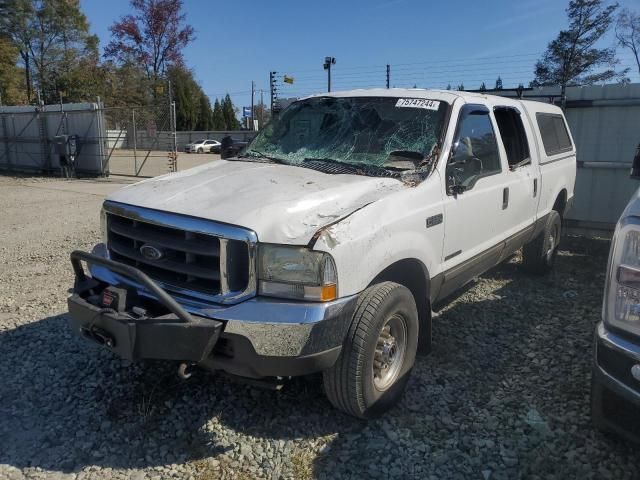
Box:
(323, 282), (418, 419)
(522, 210), (561, 274)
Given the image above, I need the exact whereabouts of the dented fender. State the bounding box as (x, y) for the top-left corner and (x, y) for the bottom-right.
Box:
(312, 171), (446, 297)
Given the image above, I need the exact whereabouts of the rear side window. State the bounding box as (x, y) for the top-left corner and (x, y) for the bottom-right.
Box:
(494, 107), (530, 168)
(536, 113), (572, 156)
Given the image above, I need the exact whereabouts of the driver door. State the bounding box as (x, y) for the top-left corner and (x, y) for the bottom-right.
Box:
(438, 104), (510, 299)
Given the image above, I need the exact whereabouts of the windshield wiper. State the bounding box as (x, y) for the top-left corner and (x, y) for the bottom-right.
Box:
(238, 150), (289, 165)
(303, 157), (401, 178)
(303, 157), (363, 171)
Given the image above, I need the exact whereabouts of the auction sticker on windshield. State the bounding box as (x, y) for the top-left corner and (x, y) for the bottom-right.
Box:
(395, 98), (440, 110)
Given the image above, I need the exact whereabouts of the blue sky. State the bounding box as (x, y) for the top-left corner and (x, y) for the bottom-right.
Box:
(81, 0), (640, 110)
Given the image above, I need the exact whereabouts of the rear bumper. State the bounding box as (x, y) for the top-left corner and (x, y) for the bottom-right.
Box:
(68, 250), (357, 378)
(591, 322), (640, 443)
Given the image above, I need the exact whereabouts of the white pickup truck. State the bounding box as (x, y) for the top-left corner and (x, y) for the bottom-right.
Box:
(68, 89), (576, 418)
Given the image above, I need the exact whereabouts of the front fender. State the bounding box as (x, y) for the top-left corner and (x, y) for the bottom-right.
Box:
(312, 174), (445, 297)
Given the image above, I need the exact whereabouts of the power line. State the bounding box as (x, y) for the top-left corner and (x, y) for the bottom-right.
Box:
(285, 68), (536, 86)
(206, 89), (267, 98)
(273, 51), (547, 75)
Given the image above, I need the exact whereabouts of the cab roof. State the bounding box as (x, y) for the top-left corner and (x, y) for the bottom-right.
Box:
(304, 87), (564, 115)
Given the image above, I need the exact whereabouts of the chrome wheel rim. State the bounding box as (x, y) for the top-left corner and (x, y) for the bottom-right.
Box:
(373, 313), (407, 391)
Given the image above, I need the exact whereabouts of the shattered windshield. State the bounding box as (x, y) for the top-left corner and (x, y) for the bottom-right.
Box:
(245, 96), (448, 176)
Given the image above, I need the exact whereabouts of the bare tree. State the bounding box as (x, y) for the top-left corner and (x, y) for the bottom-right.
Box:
(104, 0), (195, 84)
(616, 8), (640, 75)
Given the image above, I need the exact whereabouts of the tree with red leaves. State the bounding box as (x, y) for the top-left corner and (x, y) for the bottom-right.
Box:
(104, 0), (194, 83)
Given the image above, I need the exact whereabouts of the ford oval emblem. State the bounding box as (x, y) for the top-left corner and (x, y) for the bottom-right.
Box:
(140, 244), (164, 261)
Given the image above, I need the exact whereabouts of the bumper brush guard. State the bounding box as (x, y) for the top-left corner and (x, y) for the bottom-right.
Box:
(68, 250), (223, 363)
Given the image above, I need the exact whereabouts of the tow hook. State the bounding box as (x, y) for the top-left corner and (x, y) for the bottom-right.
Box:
(178, 362), (196, 380)
(80, 326), (115, 348)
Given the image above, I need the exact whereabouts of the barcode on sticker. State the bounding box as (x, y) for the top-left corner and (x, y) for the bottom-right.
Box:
(395, 98), (440, 110)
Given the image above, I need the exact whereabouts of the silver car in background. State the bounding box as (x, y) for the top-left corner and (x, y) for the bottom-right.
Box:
(184, 139), (221, 153)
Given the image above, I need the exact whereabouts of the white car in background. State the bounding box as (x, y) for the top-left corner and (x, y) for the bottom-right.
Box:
(185, 139), (221, 153)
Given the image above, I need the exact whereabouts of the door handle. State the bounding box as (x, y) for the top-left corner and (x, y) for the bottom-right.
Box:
(533, 178), (538, 197)
(502, 187), (509, 210)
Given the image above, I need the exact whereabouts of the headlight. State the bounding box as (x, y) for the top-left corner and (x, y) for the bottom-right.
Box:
(258, 244), (338, 301)
(604, 219), (640, 336)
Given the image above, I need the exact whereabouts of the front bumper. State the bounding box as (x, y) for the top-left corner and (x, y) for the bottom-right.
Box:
(591, 322), (640, 442)
(68, 251), (357, 378)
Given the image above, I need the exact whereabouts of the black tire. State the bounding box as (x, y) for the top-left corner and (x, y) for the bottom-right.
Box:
(197, 147), (204, 153)
(417, 309), (432, 356)
(323, 282), (418, 419)
(522, 210), (561, 274)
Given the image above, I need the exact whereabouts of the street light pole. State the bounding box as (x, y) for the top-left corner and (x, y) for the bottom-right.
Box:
(250, 80), (255, 130)
(323, 57), (336, 92)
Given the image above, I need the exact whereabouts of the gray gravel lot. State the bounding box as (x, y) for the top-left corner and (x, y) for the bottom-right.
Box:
(1, 176), (639, 479)
(107, 151), (219, 177)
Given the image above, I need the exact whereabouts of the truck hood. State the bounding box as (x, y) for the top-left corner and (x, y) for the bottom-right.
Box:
(107, 160), (405, 244)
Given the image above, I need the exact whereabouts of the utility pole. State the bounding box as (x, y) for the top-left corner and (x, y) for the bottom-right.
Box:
(250, 81), (255, 130)
(259, 89), (264, 129)
(270, 71), (278, 114)
(168, 79), (173, 120)
(386, 64), (390, 89)
(323, 57), (336, 92)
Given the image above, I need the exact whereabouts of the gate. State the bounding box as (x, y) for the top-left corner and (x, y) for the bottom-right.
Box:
(101, 98), (177, 177)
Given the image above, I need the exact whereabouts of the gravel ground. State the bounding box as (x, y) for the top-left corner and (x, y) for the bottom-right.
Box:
(1, 176), (639, 480)
(107, 151), (219, 177)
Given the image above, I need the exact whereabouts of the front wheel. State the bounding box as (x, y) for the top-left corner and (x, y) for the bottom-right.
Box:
(522, 210), (561, 274)
(323, 282), (418, 419)
(197, 147), (204, 153)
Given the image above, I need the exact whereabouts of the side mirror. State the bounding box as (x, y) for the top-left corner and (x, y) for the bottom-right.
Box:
(450, 141), (460, 159)
(448, 184), (467, 195)
(631, 143), (640, 180)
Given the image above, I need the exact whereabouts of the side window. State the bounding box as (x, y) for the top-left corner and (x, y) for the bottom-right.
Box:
(536, 113), (572, 156)
(494, 107), (530, 168)
(447, 105), (501, 191)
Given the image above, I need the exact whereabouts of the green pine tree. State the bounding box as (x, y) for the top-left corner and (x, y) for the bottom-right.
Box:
(196, 93), (213, 131)
(168, 66), (199, 130)
(222, 94), (240, 130)
(532, 0), (627, 87)
(212, 99), (225, 130)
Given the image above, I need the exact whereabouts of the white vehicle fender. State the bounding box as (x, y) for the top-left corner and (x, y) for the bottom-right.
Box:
(312, 173), (445, 298)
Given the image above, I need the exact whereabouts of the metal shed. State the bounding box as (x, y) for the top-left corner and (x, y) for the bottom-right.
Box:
(0, 102), (106, 176)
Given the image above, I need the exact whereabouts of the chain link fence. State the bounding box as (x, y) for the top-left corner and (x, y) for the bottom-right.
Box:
(1, 92), (260, 178)
(102, 103), (178, 177)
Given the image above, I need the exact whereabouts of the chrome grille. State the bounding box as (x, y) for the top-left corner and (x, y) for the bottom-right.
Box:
(103, 201), (257, 304)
